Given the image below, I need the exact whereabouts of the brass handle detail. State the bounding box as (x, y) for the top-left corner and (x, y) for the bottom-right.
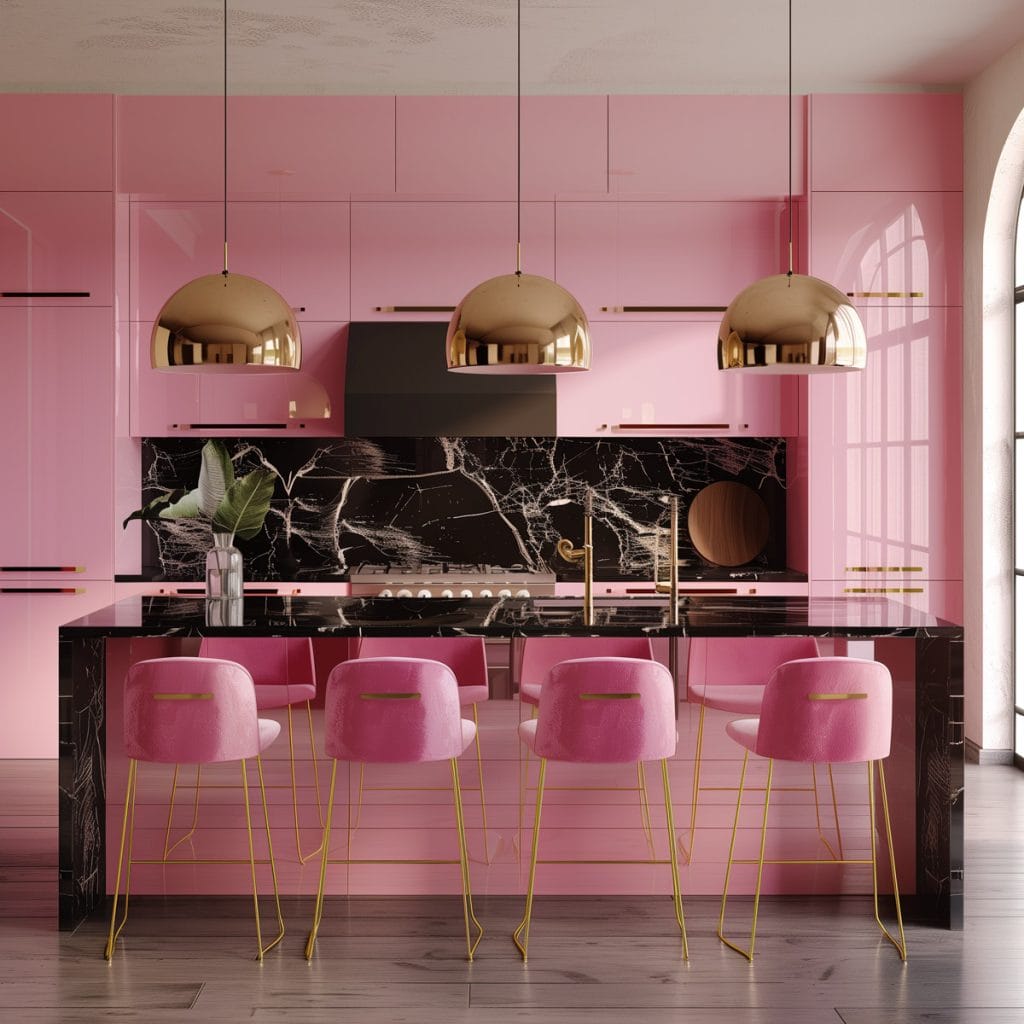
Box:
(580, 693), (641, 700)
(375, 305), (457, 313)
(843, 587), (924, 594)
(360, 692), (421, 701)
(600, 305), (727, 313)
(807, 692), (868, 701)
(153, 693), (213, 701)
(845, 566), (923, 573)
(846, 291), (924, 299)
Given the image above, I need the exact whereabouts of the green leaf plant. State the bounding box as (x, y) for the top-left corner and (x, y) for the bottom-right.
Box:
(122, 440), (275, 545)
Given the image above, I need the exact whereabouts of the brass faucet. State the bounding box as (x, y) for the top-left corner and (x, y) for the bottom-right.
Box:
(553, 492), (594, 626)
(653, 496), (681, 626)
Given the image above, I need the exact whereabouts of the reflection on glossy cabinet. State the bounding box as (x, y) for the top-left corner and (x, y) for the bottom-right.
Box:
(556, 321), (799, 437)
(130, 201), (349, 322)
(131, 321), (347, 437)
(0, 583), (115, 757)
(0, 192), (113, 306)
(396, 96), (608, 198)
(117, 95), (395, 199)
(809, 191), (962, 306)
(0, 94), (114, 191)
(555, 201), (789, 321)
(0, 307), (114, 577)
(810, 93), (963, 192)
(608, 95), (805, 198)
(350, 201), (554, 320)
(807, 306), (962, 585)
(809, 579), (963, 627)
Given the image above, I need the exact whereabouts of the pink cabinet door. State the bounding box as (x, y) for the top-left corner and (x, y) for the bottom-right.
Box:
(608, 95), (805, 198)
(0, 583), (115, 757)
(0, 307), (114, 578)
(809, 579), (963, 626)
(0, 94), (114, 191)
(350, 201), (554, 320)
(131, 201), (349, 322)
(809, 191), (962, 307)
(810, 94), (963, 191)
(555, 200), (790, 322)
(807, 306), (962, 583)
(556, 321), (798, 437)
(0, 192), (113, 306)
(131, 321), (346, 437)
(118, 96), (395, 199)
(396, 96), (607, 198)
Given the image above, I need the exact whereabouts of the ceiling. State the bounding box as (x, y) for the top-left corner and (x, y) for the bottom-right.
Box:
(2, 0), (1023, 96)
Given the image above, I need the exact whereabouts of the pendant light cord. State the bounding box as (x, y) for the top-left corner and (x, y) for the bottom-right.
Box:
(515, 0), (522, 276)
(787, 0), (793, 278)
(222, 0), (229, 276)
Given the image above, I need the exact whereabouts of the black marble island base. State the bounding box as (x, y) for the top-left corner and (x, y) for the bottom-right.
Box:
(59, 595), (963, 931)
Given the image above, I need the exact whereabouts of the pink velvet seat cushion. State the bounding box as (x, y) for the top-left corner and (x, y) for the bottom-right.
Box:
(124, 657), (279, 764)
(324, 657), (476, 764)
(198, 637), (317, 710)
(527, 657), (676, 764)
(519, 637), (655, 707)
(356, 637), (489, 703)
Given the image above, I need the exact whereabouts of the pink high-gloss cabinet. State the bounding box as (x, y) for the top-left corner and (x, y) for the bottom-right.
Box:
(0, 94), (114, 191)
(350, 201), (554, 320)
(809, 191), (963, 307)
(555, 200), (791, 321)
(0, 192), (113, 306)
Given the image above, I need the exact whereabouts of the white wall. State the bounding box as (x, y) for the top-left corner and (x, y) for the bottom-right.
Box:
(964, 40), (1024, 754)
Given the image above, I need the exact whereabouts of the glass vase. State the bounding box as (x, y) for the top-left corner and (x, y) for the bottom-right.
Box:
(205, 533), (243, 599)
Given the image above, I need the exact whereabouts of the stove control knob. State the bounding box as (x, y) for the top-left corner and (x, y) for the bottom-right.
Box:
(397, 589), (413, 598)
(379, 588), (393, 597)
(479, 589), (493, 598)
(515, 589), (531, 598)
(441, 589), (454, 598)
(498, 588), (512, 598)
(417, 589), (432, 598)
(460, 589), (474, 598)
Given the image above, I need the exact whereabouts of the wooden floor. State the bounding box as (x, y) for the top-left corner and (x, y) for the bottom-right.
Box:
(1, 759), (1021, 1023)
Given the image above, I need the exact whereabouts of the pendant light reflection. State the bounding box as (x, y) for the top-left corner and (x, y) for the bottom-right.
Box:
(718, 1), (865, 374)
(150, 1), (300, 373)
(446, 0), (590, 374)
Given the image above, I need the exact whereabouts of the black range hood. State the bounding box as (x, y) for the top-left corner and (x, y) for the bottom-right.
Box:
(344, 322), (556, 437)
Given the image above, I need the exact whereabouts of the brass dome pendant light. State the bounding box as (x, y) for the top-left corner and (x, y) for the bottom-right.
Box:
(717, 0), (866, 373)
(151, 0), (300, 372)
(446, 0), (590, 373)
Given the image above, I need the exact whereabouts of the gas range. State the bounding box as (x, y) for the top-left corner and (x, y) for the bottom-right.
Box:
(349, 565), (556, 599)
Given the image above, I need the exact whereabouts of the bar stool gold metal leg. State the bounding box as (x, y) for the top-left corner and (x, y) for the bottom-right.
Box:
(287, 703), (324, 864)
(637, 761), (656, 857)
(305, 760), (339, 961)
(660, 758), (688, 959)
(105, 758), (138, 961)
(254, 755), (285, 956)
(681, 703), (707, 864)
(513, 757), (548, 962)
(241, 757), (284, 961)
(470, 703), (491, 864)
(450, 758), (484, 960)
(162, 763), (202, 859)
(827, 762), (844, 859)
(870, 760), (907, 960)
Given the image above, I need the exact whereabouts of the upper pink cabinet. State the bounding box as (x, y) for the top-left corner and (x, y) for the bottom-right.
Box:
(810, 94), (963, 191)
(0, 192), (113, 306)
(556, 321), (799, 437)
(556, 200), (790, 321)
(130, 201), (349, 322)
(350, 201), (554, 320)
(117, 96), (395, 199)
(809, 191), (962, 306)
(608, 95), (805, 198)
(395, 96), (608, 198)
(0, 94), (113, 191)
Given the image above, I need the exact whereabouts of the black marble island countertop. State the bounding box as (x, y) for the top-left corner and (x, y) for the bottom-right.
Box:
(61, 594), (962, 639)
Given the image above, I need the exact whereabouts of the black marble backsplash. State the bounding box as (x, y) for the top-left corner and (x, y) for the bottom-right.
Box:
(139, 436), (788, 581)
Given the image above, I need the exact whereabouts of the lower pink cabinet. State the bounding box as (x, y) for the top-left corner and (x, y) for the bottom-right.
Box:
(556, 321), (799, 437)
(0, 307), (114, 578)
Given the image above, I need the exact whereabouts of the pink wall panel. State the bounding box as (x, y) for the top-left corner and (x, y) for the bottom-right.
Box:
(0, 94), (113, 191)
(609, 95), (805, 198)
(810, 93), (963, 191)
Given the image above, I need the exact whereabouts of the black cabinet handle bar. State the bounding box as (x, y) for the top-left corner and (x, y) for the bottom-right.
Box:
(2, 291), (91, 298)
(1, 565), (84, 573)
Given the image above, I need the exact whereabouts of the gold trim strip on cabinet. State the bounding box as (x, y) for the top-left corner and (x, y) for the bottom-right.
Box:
(808, 692), (868, 701)
(374, 305), (456, 313)
(1, 565), (85, 573)
(153, 693), (213, 701)
(845, 291), (924, 299)
(360, 692), (421, 700)
(580, 692), (641, 700)
(845, 566), (923, 573)
(844, 587), (924, 594)
(600, 305), (728, 313)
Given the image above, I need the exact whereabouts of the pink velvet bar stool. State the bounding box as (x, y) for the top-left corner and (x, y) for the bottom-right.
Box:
(355, 637), (490, 858)
(198, 637), (323, 863)
(718, 656), (907, 962)
(514, 657), (687, 962)
(305, 657), (483, 961)
(684, 636), (836, 862)
(105, 657), (284, 962)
